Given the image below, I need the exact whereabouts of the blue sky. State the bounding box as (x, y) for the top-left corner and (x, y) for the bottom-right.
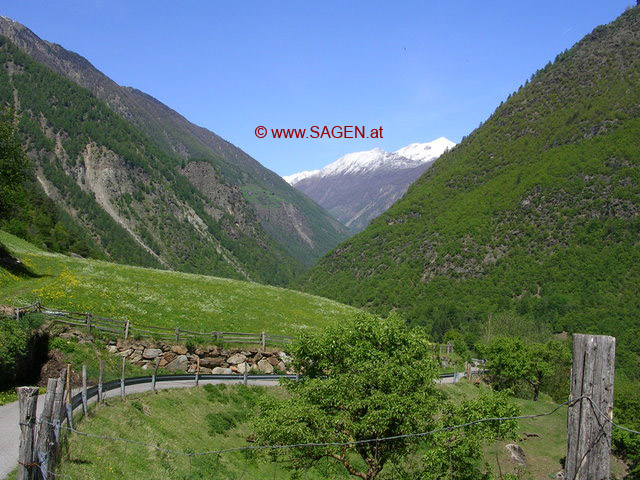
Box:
(1, 0), (633, 176)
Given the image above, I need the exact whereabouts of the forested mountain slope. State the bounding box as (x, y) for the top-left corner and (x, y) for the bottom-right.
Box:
(298, 8), (640, 374)
(0, 17), (347, 279)
(0, 36), (305, 283)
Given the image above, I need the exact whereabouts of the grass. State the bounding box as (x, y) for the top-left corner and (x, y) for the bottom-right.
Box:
(440, 381), (628, 479)
(7, 380), (625, 479)
(0, 230), (361, 335)
(53, 384), (349, 480)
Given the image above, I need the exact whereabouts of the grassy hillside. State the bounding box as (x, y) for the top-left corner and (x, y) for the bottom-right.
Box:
(297, 8), (640, 376)
(39, 382), (627, 480)
(0, 231), (359, 335)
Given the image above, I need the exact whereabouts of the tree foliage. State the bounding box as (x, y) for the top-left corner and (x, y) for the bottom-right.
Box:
(479, 337), (571, 401)
(0, 108), (29, 216)
(253, 313), (517, 479)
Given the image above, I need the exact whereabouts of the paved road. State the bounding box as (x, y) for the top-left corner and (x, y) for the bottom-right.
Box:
(0, 369), (480, 479)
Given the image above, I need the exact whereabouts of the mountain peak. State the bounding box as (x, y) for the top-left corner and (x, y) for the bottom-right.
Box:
(394, 137), (455, 162)
(284, 138), (454, 231)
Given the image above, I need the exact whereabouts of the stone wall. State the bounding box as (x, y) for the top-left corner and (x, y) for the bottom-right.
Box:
(107, 339), (293, 375)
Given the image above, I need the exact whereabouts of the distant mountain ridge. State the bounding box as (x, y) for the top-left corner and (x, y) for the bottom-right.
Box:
(0, 16), (348, 284)
(284, 137), (454, 231)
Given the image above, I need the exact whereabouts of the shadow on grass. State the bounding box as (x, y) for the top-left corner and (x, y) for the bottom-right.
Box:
(0, 243), (41, 278)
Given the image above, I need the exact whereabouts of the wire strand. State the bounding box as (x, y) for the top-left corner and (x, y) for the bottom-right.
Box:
(43, 395), (631, 458)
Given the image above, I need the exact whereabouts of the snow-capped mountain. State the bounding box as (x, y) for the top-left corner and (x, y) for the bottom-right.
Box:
(284, 137), (455, 231)
(394, 137), (455, 162)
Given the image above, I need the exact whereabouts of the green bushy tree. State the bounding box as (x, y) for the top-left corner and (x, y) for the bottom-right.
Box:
(479, 337), (571, 401)
(253, 313), (518, 479)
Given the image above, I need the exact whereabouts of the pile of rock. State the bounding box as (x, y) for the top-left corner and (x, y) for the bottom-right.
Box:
(106, 339), (293, 374)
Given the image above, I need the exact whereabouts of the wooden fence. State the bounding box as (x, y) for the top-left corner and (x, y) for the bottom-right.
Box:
(10, 302), (295, 348)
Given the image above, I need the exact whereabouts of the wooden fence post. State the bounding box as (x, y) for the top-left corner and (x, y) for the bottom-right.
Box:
(566, 334), (616, 480)
(124, 320), (130, 340)
(85, 313), (92, 334)
(17, 386), (39, 480)
(98, 361), (104, 404)
(120, 356), (126, 399)
(243, 367), (248, 387)
(35, 378), (58, 480)
(175, 327), (180, 344)
(51, 370), (66, 475)
(260, 332), (266, 350)
(195, 356), (200, 387)
(81, 365), (88, 417)
(64, 364), (73, 430)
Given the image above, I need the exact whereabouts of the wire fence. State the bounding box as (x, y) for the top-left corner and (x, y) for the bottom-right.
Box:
(41, 395), (640, 458)
(36, 393), (640, 480)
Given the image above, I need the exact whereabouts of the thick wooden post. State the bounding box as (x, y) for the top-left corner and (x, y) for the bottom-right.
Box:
(566, 334), (616, 480)
(124, 320), (130, 340)
(81, 365), (88, 417)
(120, 356), (126, 398)
(85, 313), (92, 333)
(64, 364), (72, 430)
(175, 327), (180, 344)
(35, 378), (58, 480)
(51, 371), (66, 475)
(17, 387), (39, 480)
(261, 331), (266, 350)
(243, 367), (248, 386)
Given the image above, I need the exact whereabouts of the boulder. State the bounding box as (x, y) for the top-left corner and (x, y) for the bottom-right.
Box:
(200, 357), (224, 368)
(278, 351), (289, 361)
(142, 348), (163, 359)
(252, 352), (263, 363)
(165, 354), (189, 372)
(268, 357), (280, 367)
(118, 349), (133, 357)
(212, 367), (233, 375)
(159, 358), (168, 367)
(130, 354), (143, 363)
(237, 362), (249, 374)
(107, 345), (118, 354)
(505, 444), (526, 465)
(163, 352), (176, 362)
(171, 345), (188, 355)
(277, 361), (286, 372)
(257, 359), (274, 374)
(227, 353), (247, 365)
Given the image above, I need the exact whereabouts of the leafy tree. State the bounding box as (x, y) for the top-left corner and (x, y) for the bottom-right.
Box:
(0, 109), (30, 216)
(253, 313), (517, 479)
(420, 391), (517, 480)
(480, 337), (571, 401)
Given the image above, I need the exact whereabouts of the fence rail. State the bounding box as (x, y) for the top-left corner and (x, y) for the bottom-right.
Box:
(8, 301), (295, 348)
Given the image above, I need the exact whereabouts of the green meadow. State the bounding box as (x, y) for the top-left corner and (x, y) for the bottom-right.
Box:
(0, 230), (360, 335)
